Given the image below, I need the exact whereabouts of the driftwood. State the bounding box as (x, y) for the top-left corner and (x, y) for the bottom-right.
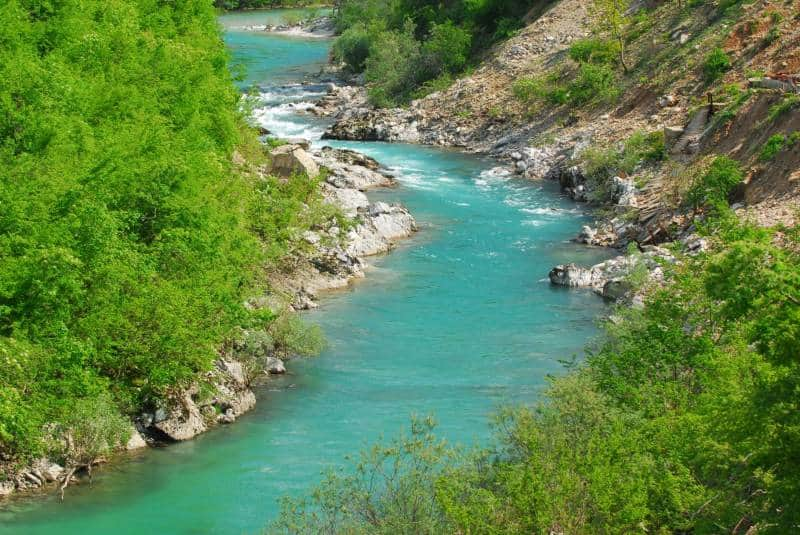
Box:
(59, 467), (77, 502)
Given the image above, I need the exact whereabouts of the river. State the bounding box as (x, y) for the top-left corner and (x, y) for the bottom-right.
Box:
(0, 9), (610, 534)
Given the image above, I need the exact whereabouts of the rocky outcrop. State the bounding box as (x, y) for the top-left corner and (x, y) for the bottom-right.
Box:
(269, 144), (320, 179)
(549, 246), (676, 302)
(347, 202), (417, 257)
(153, 387), (207, 442)
(267, 144), (418, 311)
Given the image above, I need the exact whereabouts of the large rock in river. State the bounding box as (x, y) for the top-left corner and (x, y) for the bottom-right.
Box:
(154, 387), (207, 441)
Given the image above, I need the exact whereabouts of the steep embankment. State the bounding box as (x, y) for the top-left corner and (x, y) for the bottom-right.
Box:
(323, 0), (799, 299)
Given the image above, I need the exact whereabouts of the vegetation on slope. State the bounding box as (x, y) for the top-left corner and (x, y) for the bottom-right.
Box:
(272, 208), (800, 533)
(332, 0), (553, 106)
(0, 0), (324, 468)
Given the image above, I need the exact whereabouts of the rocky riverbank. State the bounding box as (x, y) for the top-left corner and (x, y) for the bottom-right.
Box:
(315, 0), (800, 306)
(0, 140), (416, 501)
(315, 82), (679, 303)
(237, 15), (335, 38)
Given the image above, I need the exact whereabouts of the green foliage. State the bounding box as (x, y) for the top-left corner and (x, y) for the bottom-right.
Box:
(513, 63), (620, 110)
(364, 22), (422, 107)
(581, 131), (666, 202)
(767, 94), (800, 122)
(702, 47), (732, 82)
(51, 393), (131, 466)
(333, 0), (545, 106)
(333, 23), (375, 72)
(275, 218), (800, 533)
(0, 0), (325, 462)
(215, 1), (326, 9)
(687, 156), (743, 208)
(568, 38), (620, 66)
(269, 314), (326, 358)
(759, 133), (787, 161)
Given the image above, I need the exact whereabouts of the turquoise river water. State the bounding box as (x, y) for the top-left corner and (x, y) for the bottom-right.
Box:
(0, 9), (611, 534)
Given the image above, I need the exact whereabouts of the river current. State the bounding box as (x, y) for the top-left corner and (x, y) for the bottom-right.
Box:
(0, 9), (610, 534)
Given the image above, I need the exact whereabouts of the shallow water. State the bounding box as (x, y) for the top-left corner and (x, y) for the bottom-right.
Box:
(0, 11), (611, 534)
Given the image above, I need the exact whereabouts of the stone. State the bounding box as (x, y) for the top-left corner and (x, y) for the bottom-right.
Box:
(548, 264), (596, 287)
(658, 94), (677, 108)
(321, 185), (369, 216)
(602, 279), (633, 301)
(612, 176), (638, 207)
(34, 459), (64, 482)
(283, 137), (311, 150)
(126, 429), (148, 451)
(153, 389), (207, 441)
(266, 357), (286, 375)
(219, 359), (247, 387)
(219, 409), (236, 424)
(664, 126), (685, 149)
(0, 481), (14, 497)
(578, 225), (597, 244)
(269, 145), (320, 179)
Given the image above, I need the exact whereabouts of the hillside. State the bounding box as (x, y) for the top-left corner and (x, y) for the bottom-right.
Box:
(325, 0), (800, 235)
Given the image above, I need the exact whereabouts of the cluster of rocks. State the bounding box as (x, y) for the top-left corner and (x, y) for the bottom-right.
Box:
(549, 246), (677, 304)
(265, 142), (417, 310)
(258, 16), (335, 38)
(0, 458), (66, 497)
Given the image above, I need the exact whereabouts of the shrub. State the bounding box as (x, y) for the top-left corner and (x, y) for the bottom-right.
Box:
(269, 314), (326, 358)
(365, 24), (422, 107)
(687, 156), (743, 207)
(569, 63), (620, 105)
(767, 94), (800, 122)
(759, 134), (786, 161)
(333, 23), (375, 72)
(702, 47), (732, 82)
(420, 21), (472, 76)
(569, 38), (621, 66)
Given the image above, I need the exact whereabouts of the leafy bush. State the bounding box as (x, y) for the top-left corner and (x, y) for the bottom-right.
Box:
(513, 63), (620, 110)
(332, 0), (545, 106)
(759, 134), (787, 161)
(581, 131), (666, 202)
(702, 47), (732, 82)
(333, 23), (375, 72)
(270, 314), (326, 358)
(364, 23), (422, 107)
(687, 156), (743, 207)
(420, 21), (472, 76)
(569, 37), (620, 66)
(569, 63), (621, 105)
(767, 94), (800, 122)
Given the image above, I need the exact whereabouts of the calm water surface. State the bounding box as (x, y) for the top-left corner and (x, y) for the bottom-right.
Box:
(0, 10), (610, 534)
